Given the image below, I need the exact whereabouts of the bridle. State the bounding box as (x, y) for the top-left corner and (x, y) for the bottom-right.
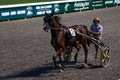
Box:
(43, 23), (61, 30)
(43, 16), (67, 31)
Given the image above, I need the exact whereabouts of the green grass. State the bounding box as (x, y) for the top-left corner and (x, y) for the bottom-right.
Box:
(0, 0), (58, 5)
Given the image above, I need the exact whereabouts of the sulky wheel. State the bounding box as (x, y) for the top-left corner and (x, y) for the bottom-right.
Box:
(100, 47), (110, 67)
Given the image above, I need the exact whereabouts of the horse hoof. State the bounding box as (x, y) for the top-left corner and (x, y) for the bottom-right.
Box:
(59, 69), (64, 73)
(57, 64), (62, 67)
(58, 64), (64, 70)
(84, 61), (87, 64)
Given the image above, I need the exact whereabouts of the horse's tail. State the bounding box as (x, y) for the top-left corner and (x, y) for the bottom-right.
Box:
(81, 25), (90, 46)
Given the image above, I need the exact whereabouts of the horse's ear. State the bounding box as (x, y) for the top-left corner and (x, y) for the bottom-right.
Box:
(45, 12), (48, 16)
(51, 11), (54, 16)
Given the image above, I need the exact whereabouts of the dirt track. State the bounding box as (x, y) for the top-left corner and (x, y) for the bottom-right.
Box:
(0, 7), (120, 80)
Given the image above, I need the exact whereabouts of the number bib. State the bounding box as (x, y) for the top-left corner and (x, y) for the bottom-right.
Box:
(68, 28), (76, 36)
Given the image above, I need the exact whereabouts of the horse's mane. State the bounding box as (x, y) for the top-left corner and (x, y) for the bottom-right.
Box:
(54, 16), (66, 28)
(54, 16), (61, 24)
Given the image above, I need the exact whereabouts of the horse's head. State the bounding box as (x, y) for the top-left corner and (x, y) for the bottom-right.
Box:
(43, 12), (54, 32)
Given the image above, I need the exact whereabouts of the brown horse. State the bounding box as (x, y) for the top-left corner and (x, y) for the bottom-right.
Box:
(43, 12), (89, 71)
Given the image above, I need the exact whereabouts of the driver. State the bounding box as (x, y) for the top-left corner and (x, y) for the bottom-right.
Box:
(89, 17), (103, 59)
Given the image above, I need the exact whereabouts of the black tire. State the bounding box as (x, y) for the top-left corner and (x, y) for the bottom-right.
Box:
(100, 48), (110, 67)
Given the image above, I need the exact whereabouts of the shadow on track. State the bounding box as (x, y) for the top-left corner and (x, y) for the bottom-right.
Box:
(0, 63), (56, 80)
(87, 63), (103, 69)
(0, 61), (76, 79)
(0, 61), (103, 80)
(74, 61), (103, 70)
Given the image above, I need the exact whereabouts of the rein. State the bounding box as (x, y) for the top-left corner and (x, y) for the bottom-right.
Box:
(49, 27), (61, 30)
(49, 26), (67, 30)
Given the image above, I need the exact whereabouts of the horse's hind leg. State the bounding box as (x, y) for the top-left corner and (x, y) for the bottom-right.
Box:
(52, 54), (57, 67)
(82, 44), (88, 64)
(74, 43), (81, 63)
(81, 36), (88, 64)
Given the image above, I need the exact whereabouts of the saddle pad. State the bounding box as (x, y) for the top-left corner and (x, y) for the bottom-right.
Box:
(68, 28), (76, 36)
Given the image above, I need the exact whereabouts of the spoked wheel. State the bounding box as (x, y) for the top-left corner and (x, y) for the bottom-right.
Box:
(100, 47), (110, 67)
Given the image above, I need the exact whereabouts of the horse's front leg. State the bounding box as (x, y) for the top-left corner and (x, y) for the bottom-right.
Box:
(52, 54), (57, 68)
(52, 48), (64, 70)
